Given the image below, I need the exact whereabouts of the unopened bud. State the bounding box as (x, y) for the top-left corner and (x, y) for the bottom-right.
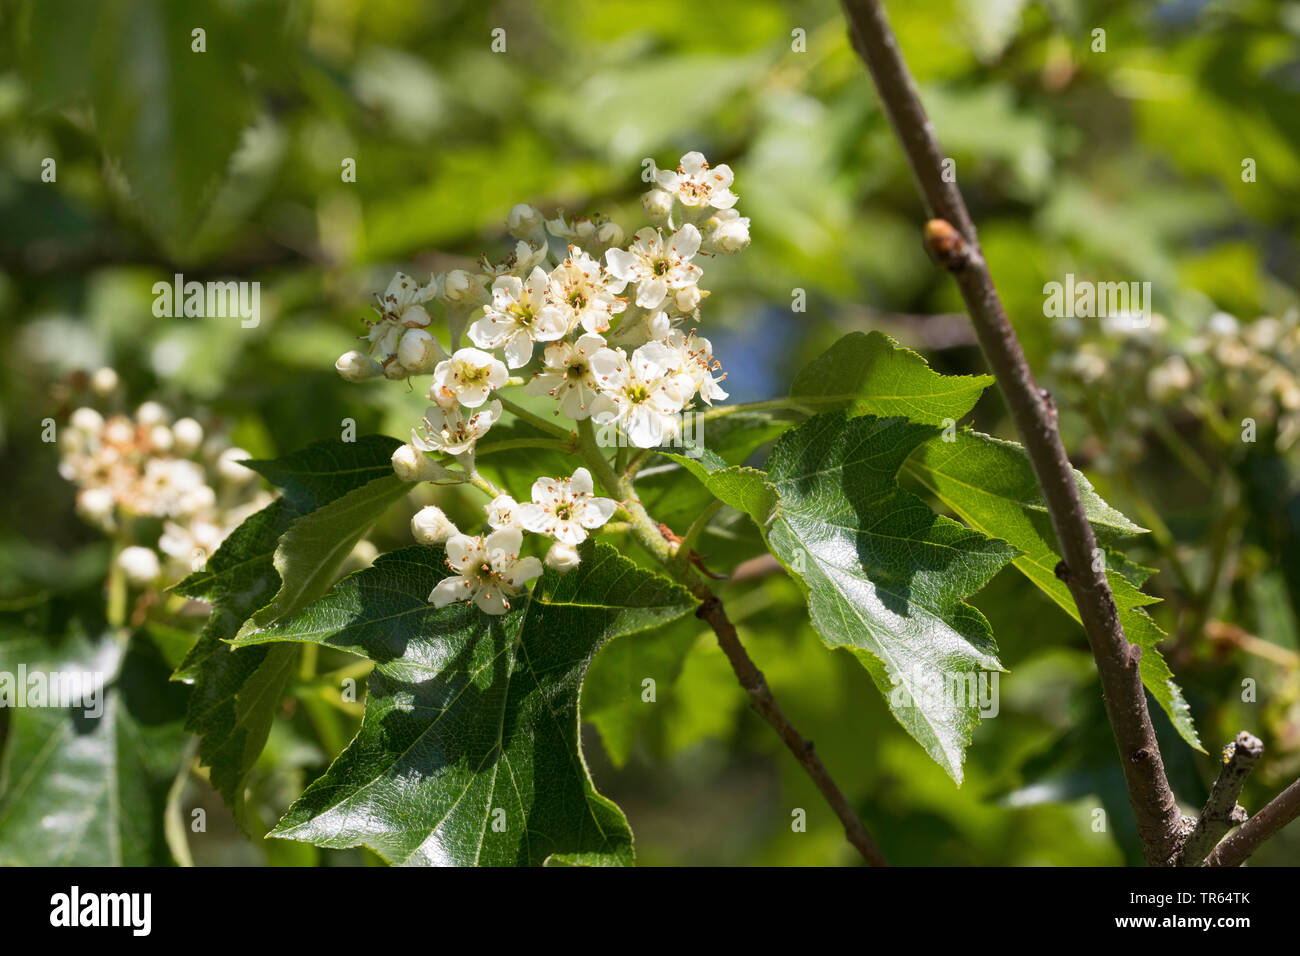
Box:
(217, 447), (254, 484)
(596, 221), (624, 248)
(70, 407), (104, 435)
(90, 367), (119, 396)
(77, 487), (115, 527)
(544, 541), (582, 574)
(391, 443), (445, 482)
(136, 401), (169, 426)
(336, 349), (384, 382)
(172, 417), (204, 455)
(507, 203), (545, 240)
(397, 328), (443, 374)
(642, 188), (674, 224)
(118, 546), (161, 586)
(412, 505), (458, 545)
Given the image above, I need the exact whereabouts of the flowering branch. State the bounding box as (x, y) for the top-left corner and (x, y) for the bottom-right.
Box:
(838, 0), (1185, 863)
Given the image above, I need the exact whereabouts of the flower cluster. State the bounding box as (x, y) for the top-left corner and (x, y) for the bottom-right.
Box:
(59, 378), (273, 585)
(1047, 309), (1300, 469)
(338, 152), (749, 613)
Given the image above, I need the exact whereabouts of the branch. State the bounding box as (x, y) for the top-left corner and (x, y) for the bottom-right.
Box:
(1204, 776), (1300, 867)
(574, 422), (888, 865)
(1179, 732), (1262, 866)
(694, 589), (890, 866)
(839, 0), (1183, 864)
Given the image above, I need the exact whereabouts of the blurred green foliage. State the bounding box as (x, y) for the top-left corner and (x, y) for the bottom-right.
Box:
(1, 0), (1298, 865)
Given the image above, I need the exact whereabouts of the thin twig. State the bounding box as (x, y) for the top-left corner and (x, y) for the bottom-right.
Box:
(1204, 777), (1300, 867)
(839, 0), (1183, 864)
(573, 420), (888, 865)
(694, 590), (890, 866)
(1179, 733), (1263, 866)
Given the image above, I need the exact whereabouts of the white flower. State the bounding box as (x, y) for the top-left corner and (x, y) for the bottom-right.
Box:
(431, 347), (509, 409)
(525, 333), (608, 419)
(655, 151), (738, 210)
(478, 240), (548, 280)
(336, 349), (384, 382)
(605, 225), (702, 310)
(391, 443), (447, 482)
(412, 399), (502, 457)
(544, 541), (582, 574)
(486, 494), (522, 530)
(468, 268), (568, 368)
(1147, 355), (1193, 401)
(518, 467), (617, 546)
(379, 271), (434, 324)
(429, 528), (542, 615)
(118, 546), (160, 586)
(412, 505), (458, 545)
(703, 208), (750, 254)
(665, 330), (728, 405)
(366, 273), (434, 365)
(589, 343), (690, 448)
(548, 247), (627, 334)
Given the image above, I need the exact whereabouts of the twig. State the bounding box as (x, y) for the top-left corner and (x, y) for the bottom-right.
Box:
(694, 591), (889, 866)
(1179, 733), (1263, 866)
(573, 421), (888, 865)
(1204, 776), (1300, 867)
(839, 0), (1183, 864)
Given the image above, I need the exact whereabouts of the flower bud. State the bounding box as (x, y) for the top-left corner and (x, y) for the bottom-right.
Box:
(674, 285), (702, 313)
(391, 443), (445, 482)
(596, 221), (624, 248)
(172, 417), (204, 455)
(397, 328), (443, 374)
(70, 407), (105, 435)
(91, 367), (119, 397)
(707, 210), (750, 253)
(441, 269), (476, 303)
(412, 505), (458, 545)
(217, 447), (254, 484)
(118, 546), (161, 586)
(150, 424), (174, 453)
(336, 349), (384, 382)
(507, 203), (545, 240)
(77, 487), (115, 527)
(642, 188), (674, 224)
(136, 401), (169, 426)
(544, 541), (582, 574)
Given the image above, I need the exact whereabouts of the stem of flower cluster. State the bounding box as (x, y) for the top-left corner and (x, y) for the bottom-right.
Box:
(572, 420), (888, 866)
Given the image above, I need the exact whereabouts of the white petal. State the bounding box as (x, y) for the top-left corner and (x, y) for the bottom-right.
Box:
(430, 575), (472, 607)
(569, 467), (594, 495)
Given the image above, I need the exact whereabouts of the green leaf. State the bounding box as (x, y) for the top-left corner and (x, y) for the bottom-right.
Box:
(238, 474), (410, 638)
(582, 615), (703, 767)
(904, 430), (1204, 751)
(672, 411), (1017, 782)
(230, 542), (695, 865)
(791, 331), (993, 425)
(0, 627), (191, 865)
(172, 435), (403, 819)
